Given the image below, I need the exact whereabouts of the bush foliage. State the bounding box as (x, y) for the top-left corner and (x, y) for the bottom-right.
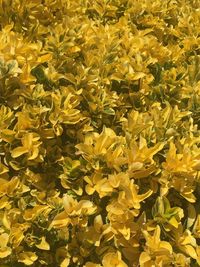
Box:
(0, 0), (200, 266)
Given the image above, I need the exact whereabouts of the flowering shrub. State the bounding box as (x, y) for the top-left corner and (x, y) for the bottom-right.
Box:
(0, 0), (200, 266)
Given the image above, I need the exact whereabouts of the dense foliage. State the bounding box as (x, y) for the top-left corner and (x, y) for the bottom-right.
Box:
(0, 0), (200, 266)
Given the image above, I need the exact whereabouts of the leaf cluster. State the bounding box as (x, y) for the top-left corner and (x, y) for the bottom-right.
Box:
(0, 0), (200, 266)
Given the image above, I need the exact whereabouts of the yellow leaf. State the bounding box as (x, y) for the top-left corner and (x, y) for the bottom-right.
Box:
(9, 161), (21, 170)
(36, 236), (50, 250)
(22, 133), (33, 149)
(72, 187), (83, 196)
(38, 53), (52, 63)
(85, 184), (96, 195)
(50, 211), (70, 229)
(181, 192), (196, 203)
(67, 46), (81, 54)
(146, 142), (165, 159)
(139, 252), (151, 264)
(63, 195), (77, 214)
(102, 252), (128, 267)
(184, 245), (197, 259)
(60, 258), (70, 267)
(16, 112), (32, 130)
(28, 147), (39, 160)
(0, 233), (9, 248)
(6, 177), (20, 195)
(129, 162), (143, 171)
(77, 200), (97, 215)
(2, 212), (11, 229)
(193, 160), (200, 171)
(0, 247), (12, 258)
(108, 174), (121, 188)
(187, 203), (196, 228)
(130, 165), (157, 179)
(193, 215), (200, 238)
(196, 246), (200, 265)
(168, 217), (179, 228)
(128, 72), (146, 81)
(0, 163), (9, 175)
(18, 252), (38, 265)
(23, 206), (50, 221)
(11, 147), (28, 158)
(94, 215), (103, 233)
(84, 262), (102, 267)
(0, 129), (15, 142)
(10, 227), (26, 248)
(160, 241), (173, 254)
